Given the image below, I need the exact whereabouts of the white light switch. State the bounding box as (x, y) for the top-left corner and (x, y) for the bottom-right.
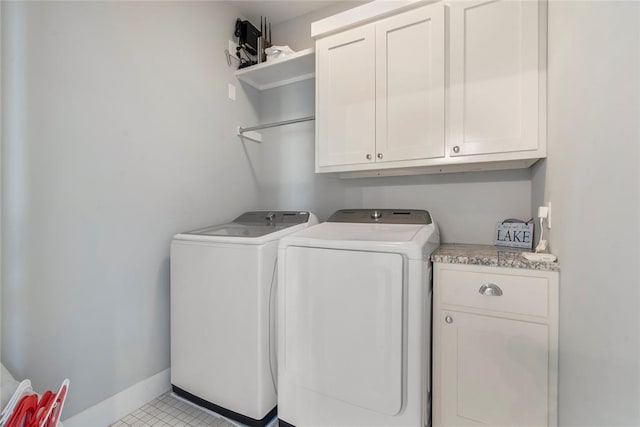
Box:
(228, 83), (236, 101)
(547, 202), (552, 229)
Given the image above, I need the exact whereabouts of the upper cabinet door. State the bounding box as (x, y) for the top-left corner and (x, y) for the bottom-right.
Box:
(376, 3), (445, 162)
(316, 24), (376, 168)
(449, 0), (541, 156)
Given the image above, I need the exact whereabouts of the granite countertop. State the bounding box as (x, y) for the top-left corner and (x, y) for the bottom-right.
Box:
(431, 243), (560, 272)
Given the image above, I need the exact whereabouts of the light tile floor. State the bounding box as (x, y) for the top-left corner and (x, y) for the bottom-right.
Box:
(111, 393), (238, 427)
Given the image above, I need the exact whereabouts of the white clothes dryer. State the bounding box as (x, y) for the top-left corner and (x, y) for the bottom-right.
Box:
(277, 209), (439, 427)
(171, 211), (318, 427)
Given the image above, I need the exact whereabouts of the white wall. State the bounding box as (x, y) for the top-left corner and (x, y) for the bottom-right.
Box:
(0, 1), (3, 368)
(260, 5), (532, 242)
(270, 1), (370, 51)
(341, 170), (532, 244)
(1, 0), (261, 418)
(254, 80), (346, 220)
(532, 1), (640, 424)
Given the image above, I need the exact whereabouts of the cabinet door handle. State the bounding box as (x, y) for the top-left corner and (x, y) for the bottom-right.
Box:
(377, 153), (383, 159)
(445, 316), (453, 324)
(479, 283), (503, 296)
(366, 154), (372, 160)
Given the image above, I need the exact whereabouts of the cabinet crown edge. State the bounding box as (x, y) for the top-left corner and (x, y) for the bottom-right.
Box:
(311, 0), (436, 39)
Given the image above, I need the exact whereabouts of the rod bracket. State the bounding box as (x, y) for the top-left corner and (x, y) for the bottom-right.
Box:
(237, 126), (263, 142)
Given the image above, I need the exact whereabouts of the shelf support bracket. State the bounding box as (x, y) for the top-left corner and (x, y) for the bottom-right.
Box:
(237, 127), (263, 143)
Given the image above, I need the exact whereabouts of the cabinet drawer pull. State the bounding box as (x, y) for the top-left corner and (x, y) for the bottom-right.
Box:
(479, 283), (503, 296)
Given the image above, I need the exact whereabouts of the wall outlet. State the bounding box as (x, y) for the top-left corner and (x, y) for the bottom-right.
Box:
(538, 206), (548, 218)
(537, 203), (552, 229)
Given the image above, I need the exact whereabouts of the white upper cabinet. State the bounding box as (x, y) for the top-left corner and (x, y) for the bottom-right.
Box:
(376, 5), (445, 163)
(316, 25), (376, 167)
(313, 0), (547, 177)
(316, 2), (445, 171)
(449, 0), (542, 157)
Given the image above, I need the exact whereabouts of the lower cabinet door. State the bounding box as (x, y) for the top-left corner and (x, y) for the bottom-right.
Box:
(437, 310), (549, 426)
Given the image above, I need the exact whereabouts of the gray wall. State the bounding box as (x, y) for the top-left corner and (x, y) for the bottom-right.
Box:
(532, 1), (640, 424)
(1, 1), (261, 417)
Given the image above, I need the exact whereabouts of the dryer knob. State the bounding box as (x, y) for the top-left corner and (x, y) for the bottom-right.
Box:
(266, 212), (275, 222)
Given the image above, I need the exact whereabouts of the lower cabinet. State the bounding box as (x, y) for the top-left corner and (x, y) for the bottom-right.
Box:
(433, 263), (558, 427)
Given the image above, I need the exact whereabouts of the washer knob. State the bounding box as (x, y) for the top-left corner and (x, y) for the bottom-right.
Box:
(265, 212), (275, 222)
(371, 210), (382, 220)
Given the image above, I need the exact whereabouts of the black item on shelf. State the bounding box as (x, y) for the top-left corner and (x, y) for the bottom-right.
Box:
(238, 60), (257, 69)
(236, 46), (257, 69)
(235, 19), (261, 56)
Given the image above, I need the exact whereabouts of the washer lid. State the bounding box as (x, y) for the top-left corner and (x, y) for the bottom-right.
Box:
(185, 211), (311, 238)
(185, 223), (290, 238)
(173, 211), (317, 244)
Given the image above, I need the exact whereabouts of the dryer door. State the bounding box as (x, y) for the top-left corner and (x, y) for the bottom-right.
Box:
(283, 246), (405, 416)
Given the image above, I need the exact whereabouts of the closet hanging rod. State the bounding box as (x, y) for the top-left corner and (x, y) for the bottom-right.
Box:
(238, 115), (315, 134)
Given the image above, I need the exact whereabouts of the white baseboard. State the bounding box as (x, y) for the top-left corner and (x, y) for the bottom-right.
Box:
(63, 369), (171, 427)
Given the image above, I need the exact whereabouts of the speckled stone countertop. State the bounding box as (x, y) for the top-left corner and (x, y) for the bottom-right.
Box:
(431, 244), (560, 272)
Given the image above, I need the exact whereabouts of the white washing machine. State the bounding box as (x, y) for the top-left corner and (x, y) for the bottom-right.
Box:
(277, 209), (440, 427)
(171, 211), (318, 427)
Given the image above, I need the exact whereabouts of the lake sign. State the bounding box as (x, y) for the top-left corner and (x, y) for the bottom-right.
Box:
(495, 219), (534, 249)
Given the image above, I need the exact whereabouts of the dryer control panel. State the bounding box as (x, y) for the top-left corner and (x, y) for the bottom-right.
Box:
(327, 209), (432, 224)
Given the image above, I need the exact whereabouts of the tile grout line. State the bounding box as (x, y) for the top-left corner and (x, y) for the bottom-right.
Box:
(110, 392), (237, 427)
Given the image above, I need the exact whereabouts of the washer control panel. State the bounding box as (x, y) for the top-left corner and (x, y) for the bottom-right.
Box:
(235, 211), (310, 225)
